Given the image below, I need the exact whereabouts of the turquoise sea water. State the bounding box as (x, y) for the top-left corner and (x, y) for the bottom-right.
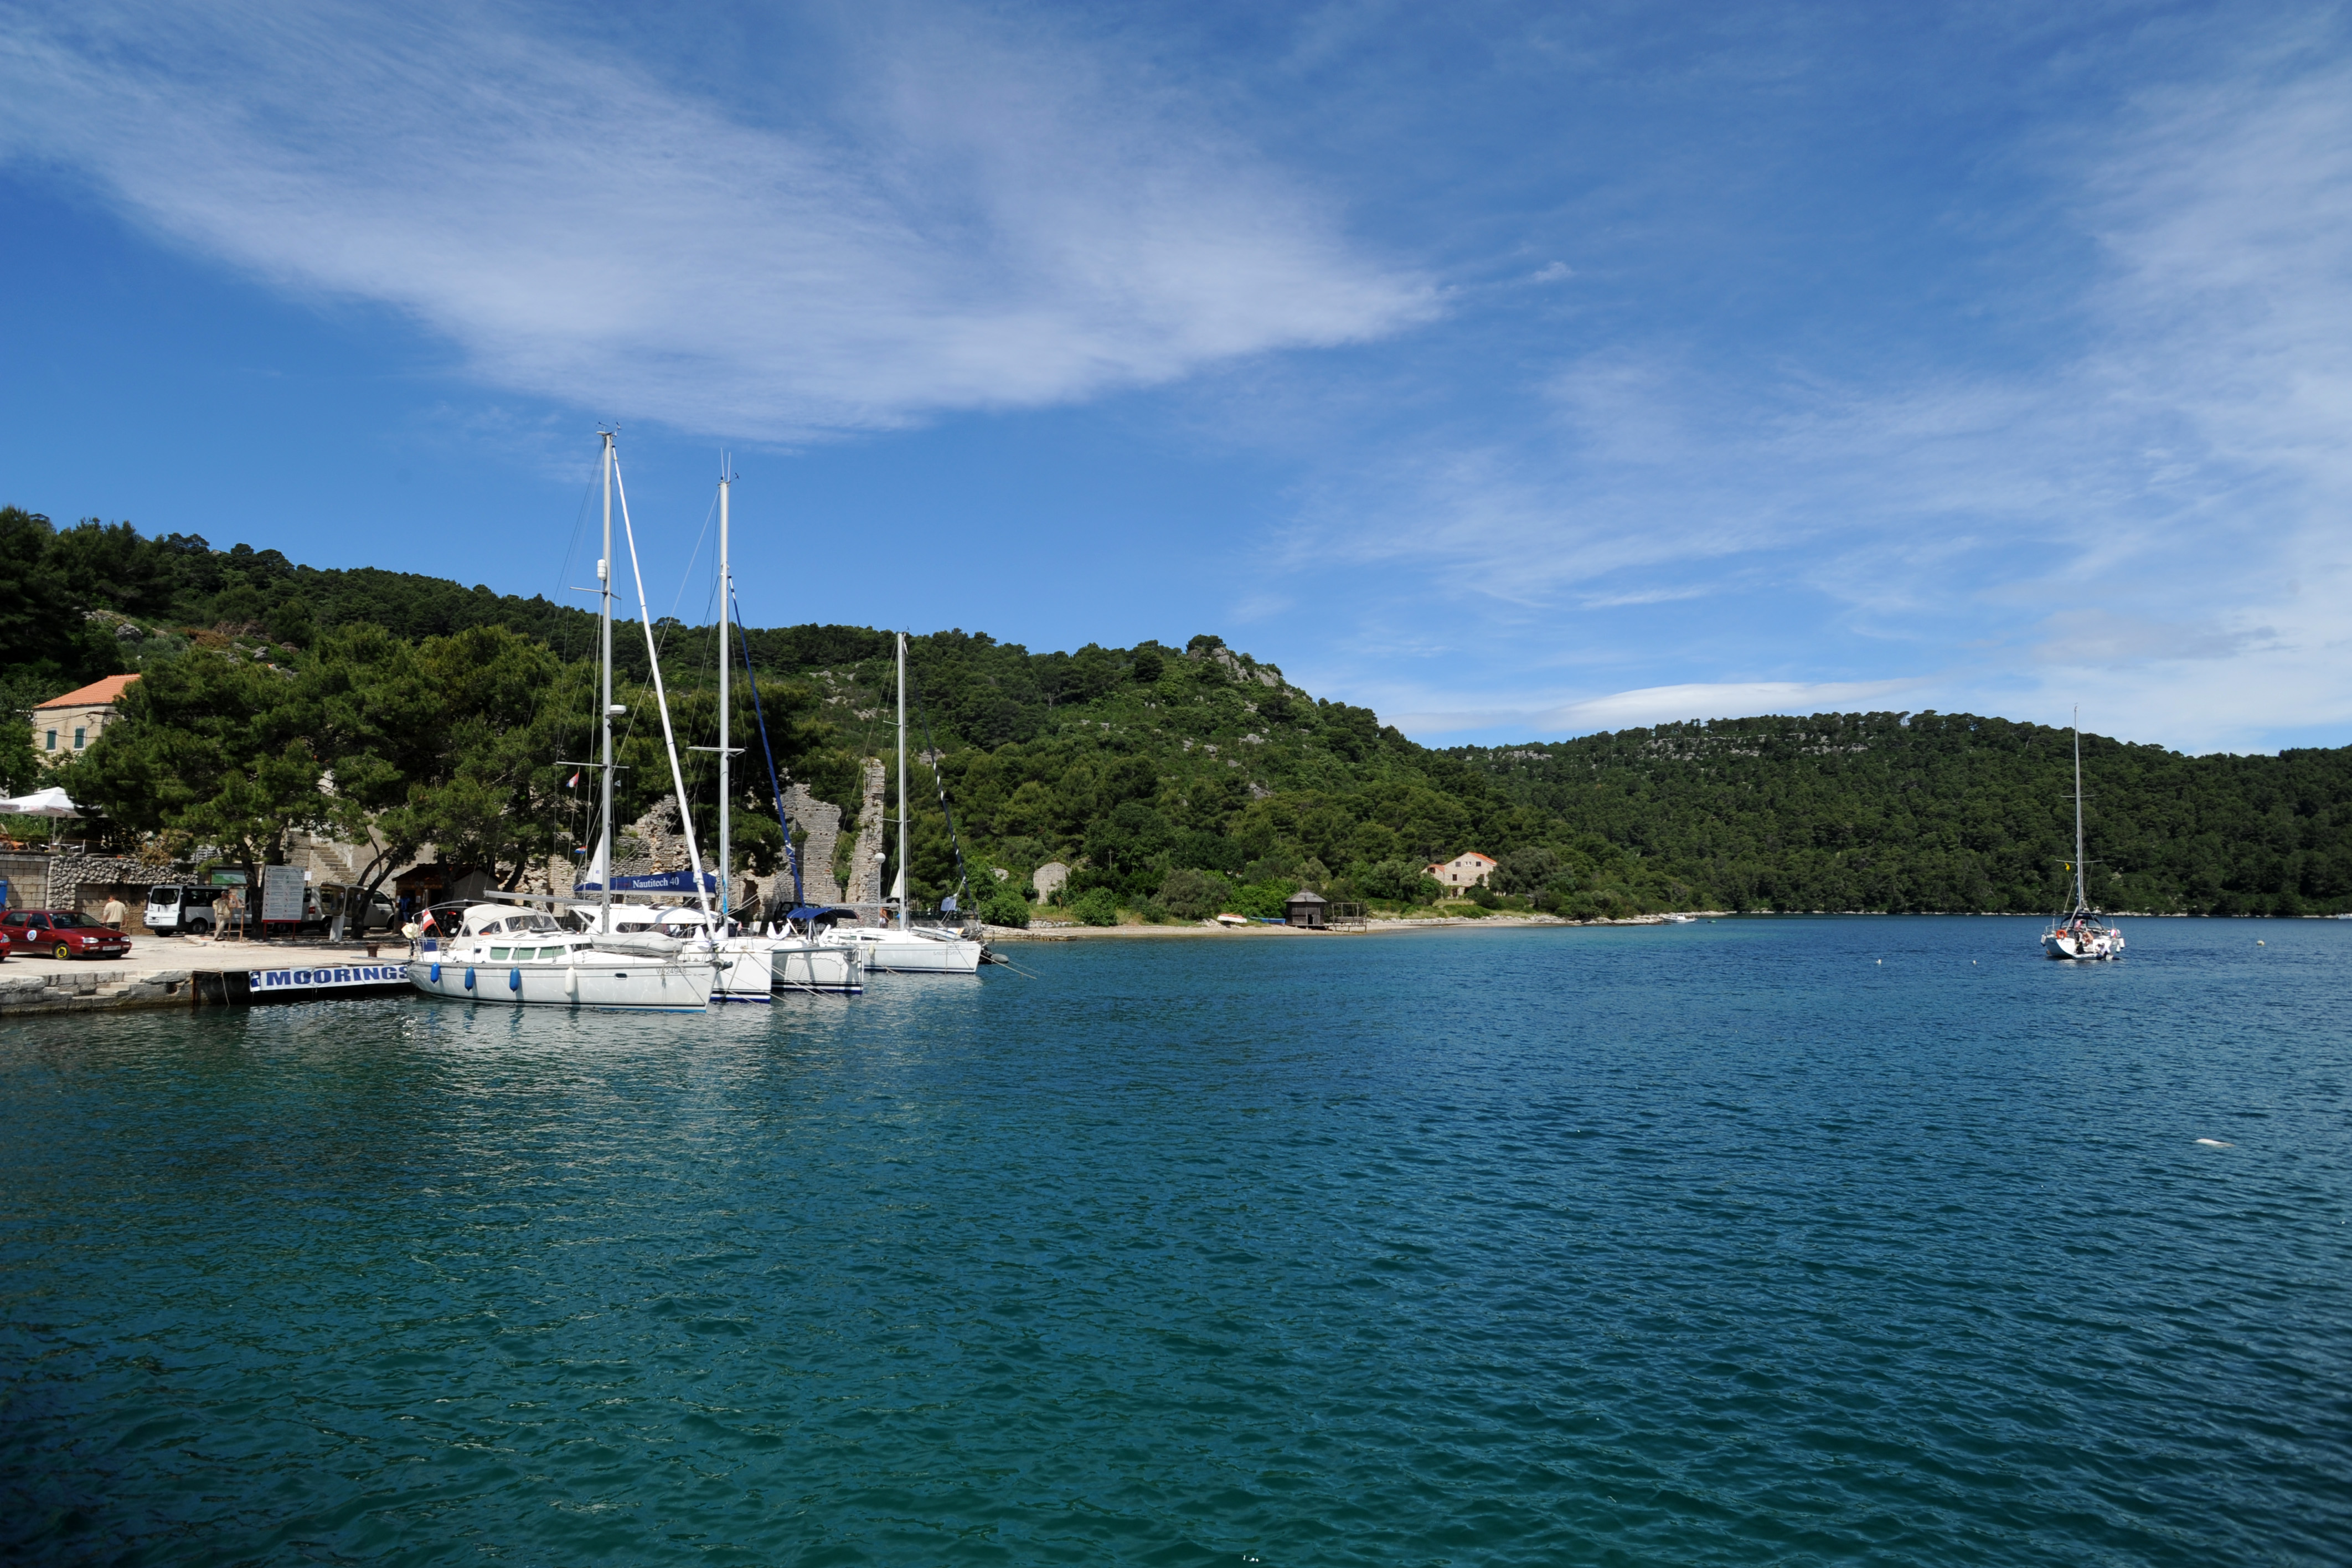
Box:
(3, 916), (2347, 1565)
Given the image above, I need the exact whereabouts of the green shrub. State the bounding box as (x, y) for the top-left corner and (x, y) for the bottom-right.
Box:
(1070, 887), (1120, 926)
(978, 884), (1031, 929)
(1355, 858), (1443, 904)
(1226, 879), (1297, 920)
(1157, 866), (1232, 920)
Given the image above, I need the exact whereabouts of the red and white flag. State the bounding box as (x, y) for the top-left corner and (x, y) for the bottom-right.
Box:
(420, 909), (437, 933)
(566, 770), (580, 788)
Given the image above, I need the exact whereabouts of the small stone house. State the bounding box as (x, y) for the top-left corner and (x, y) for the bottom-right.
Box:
(1426, 851), (1497, 893)
(1284, 889), (1328, 928)
(32, 674), (139, 765)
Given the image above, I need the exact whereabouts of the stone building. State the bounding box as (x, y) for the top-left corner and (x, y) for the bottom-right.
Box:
(1426, 851), (1497, 893)
(32, 674), (138, 765)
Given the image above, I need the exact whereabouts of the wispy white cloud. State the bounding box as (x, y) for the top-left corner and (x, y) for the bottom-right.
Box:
(1387, 678), (1925, 739)
(0, 0), (1434, 440)
(1276, 40), (2352, 754)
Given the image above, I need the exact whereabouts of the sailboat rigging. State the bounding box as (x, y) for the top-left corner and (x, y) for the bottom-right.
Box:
(406, 431), (722, 1010)
(819, 632), (987, 974)
(2041, 709), (2125, 961)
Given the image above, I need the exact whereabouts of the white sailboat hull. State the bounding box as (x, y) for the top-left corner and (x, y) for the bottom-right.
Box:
(2042, 927), (2124, 961)
(768, 938), (863, 992)
(824, 928), (986, 974)
(408, 949), (717, 1010)
(714, 939), (775, 1003)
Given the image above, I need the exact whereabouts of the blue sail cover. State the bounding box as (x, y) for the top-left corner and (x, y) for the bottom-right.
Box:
(575, 869), (718, 894)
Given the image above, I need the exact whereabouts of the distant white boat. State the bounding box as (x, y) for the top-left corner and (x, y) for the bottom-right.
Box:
(2042, 712), (2124, 962)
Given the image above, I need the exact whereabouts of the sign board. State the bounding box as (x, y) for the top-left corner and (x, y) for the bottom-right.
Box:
(261, 863), (307, 922)
(209, 869), (249, 885)
(246, 963), (409, 996)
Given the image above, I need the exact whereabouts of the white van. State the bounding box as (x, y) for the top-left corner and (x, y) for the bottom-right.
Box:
(146, 883), (232, 936)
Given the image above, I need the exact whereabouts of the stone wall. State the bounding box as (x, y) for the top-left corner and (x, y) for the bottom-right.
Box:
(843, 758), (888, 907)
(50, 851), (190, 932)
(780, 783), (843, 905)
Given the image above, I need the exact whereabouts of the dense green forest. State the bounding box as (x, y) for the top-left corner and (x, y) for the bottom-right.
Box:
(6, 505), (2349, 919)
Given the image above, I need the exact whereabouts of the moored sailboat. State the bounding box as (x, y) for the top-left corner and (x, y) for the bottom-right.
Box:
(2042, 711), (2124, 961)
(408, 431), (719, 1010)
(820, 632), (986, 975)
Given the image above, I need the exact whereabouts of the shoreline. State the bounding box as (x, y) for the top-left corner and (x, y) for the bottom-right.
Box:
(984, 907), (2339, 940)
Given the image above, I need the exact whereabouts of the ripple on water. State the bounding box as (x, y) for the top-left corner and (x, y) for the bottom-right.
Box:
(2, 917), (2348, 1565)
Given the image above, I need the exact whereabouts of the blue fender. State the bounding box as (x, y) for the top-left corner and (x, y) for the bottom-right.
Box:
(463, 967), (476, 990)
(429, 963), (441, 983)
(509, 967), (522, 991)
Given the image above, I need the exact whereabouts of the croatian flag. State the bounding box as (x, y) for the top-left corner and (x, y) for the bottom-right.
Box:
(420, 909), (436, 933)
(567, 770), (580, 788)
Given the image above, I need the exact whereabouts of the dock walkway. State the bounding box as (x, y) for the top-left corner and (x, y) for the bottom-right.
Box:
(0, 935), (411, 1015)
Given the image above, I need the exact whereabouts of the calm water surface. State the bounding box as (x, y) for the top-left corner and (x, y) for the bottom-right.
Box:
(3, 917), (2347, 1565)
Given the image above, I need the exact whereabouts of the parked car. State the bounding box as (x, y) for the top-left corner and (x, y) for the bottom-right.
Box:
(312, 883), (398, 935)
(146, 883), (239, 936)
(2, 909), (133, 960)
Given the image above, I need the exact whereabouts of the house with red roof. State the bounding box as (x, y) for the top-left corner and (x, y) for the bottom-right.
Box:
(1426, 851), (1496, 893)
(32, 674), (140, 765)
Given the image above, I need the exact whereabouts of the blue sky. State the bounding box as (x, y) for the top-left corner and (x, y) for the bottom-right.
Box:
(4, 1), (2349, 754)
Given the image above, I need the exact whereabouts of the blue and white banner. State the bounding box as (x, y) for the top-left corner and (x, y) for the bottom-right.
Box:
(574, 869), (718, 894)
(248, 963), (409, 992)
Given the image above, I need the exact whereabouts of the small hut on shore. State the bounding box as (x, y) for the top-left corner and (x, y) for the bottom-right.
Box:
(1284, 889), (1328, 929)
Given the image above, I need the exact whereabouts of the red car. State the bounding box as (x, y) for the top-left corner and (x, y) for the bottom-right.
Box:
(1, 909), (133, 960)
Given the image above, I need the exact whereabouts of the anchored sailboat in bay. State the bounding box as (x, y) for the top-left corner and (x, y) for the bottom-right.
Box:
(2042, 710), (2125, 962)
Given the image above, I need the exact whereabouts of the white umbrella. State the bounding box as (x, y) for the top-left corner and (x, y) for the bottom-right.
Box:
(0, 786), (82, 818)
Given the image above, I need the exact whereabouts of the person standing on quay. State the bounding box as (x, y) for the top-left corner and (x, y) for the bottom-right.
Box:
(211, 889), (235, 941)
(100, 894), (126, 931)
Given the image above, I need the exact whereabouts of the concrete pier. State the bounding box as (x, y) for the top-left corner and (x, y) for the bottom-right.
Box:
(0, 936), (412, 1015)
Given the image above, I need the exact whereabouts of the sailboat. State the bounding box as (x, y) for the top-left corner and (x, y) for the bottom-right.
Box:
(699, 466), (860, 996)
(408, 432), (721, 1010)
(821, 632), (986, 975)
(2042, 710), (2125, 961)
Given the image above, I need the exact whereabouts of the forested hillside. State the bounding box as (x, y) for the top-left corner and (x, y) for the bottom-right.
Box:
(6, 506), (2349, 918)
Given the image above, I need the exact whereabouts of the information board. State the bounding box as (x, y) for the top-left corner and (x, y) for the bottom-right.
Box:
(261, 863), (307, 923)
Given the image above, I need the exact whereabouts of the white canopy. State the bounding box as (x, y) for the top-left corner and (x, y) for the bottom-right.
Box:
(0, 786), (81, 819)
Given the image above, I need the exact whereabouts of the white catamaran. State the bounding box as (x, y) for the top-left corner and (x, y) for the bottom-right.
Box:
(408, 431), (721, 1010)
(2042, 710), (2125, 962)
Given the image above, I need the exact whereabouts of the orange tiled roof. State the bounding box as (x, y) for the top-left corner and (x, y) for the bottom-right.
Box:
(34, 674), (140, 710)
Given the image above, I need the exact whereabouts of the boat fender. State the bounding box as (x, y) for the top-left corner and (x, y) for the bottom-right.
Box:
(463, 967), (476, 990)
(509, 967), (522, 991)
(564, 965), (579, 1000)
(430, 963), (441, 983)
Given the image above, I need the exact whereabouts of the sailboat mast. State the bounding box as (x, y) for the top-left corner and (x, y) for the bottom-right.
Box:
(718, 467), (730, 928)
(599, 431), (615, 935)
(896, 630), (909, 933)
(2073, 708), (2087, 913)
(611, 460), (714, 921)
